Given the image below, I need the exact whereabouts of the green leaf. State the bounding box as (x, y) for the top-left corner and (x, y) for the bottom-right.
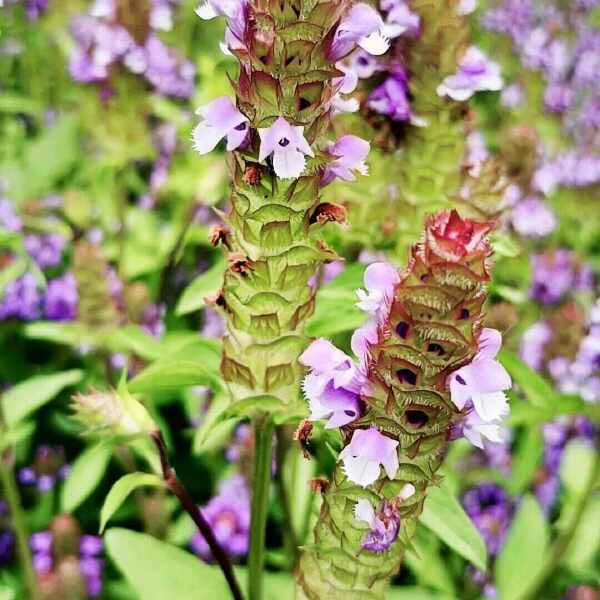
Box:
(106, 528), (299, 600)
(61, 444), (112, 513)
(420, 484), (487, 571)
(387, 587), (456, 600)
(507, 426), (544, 495)
(499, 349), (558, 408)
(1, 369), (83, 428)
(105, 528), (232, 599)
(307, 263), (367, 337)
(108, 326), (163, 361)
(175, 259), (226, 316)
(23, 321), (90, 347)
(0, 421), (36, 452)
(561, 497), (600, 571)
(559, 440), (596, 496)
(496, 494), (549, 600)
(100, 474), (163, 534)
(193, 392), (240, 454)
(128, 340), (222, 394)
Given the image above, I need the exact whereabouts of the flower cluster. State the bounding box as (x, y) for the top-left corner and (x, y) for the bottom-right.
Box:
(0, 195), (79, 323)
(31, 516), (104, 598)
(190, 475), (250, 562)
(69, 0), (195, 98)
(484, 0), (600, 191)
(18, 446), (70, 493)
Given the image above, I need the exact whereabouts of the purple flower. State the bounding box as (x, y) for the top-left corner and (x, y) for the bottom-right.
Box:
(329, 3), (390, 61)
(0, 530), (14, 566)
(44, 272), (78, 321)
(367, 70), (412, 122)
(258, 117), (314, 179)
(346, 50), (382, 80)
(463, 483), (512, 556)
(355, 262), (399, 321)
(544, 82), (574, 114)
(458, 0), (477, 15)
(190, 475), (250, 561)
(465, 131), (490, 177)
(192, 97), (249, 155)
(381, 1), (420, 39)
(437, 46), (503, 101)
(0, 198), (22, 231)
(24, 233), (66, 269)
(196, 0), (242, 19)
(449, 329), (511, 421)
(511, 196), (557, 238)
(501, 82), (524, 108)
(142, 36), (195, 99)
(530, 251), (577, 304)
(353, 493), (412, 552)
(339, 426), (399, 487)
(80, 535), (103, 558)
(0, 273), (42, 321)
(299, 338), (362, 428)
(322, 135), (369, 185)
(26, 0), (50, 21)
(520, 320), (552, 370)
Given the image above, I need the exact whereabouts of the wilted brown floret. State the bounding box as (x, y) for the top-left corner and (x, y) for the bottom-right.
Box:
(311, 202), (348, 225)
(227, 251), (254, 275)
(208, 224), (232, 248)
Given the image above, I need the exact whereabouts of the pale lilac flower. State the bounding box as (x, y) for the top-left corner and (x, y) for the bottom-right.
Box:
(339, 426), (399, 487)
(437, 46), (503, 101)
(258, 117), (314, 179)
(458, 0), (477, 15)
(329, 3), (390, 61)
(449, 328), (511, 423)
(299, 339), (362, 428)
(465, 131), (489, 177)
(354, 498), (402, 552)
(24, 233), (66, 269)
(544, 82), (573, 114)
(351, 319), (379, 365)
(520, 320), (552, 371)
(322, 135), (369, 185)
(382, 1), (420, 39)
(463, 409), (506, 449)
(196, 0), (242, 19)
(0, 198), (22, 231)
(192, 97), (249, 155)
(143, 35), (195, 98)
(355, 262), (399, 321)
(501, 82), (524, 108)
(347, 50), (382, 79)
(150, 0), (174, 31)
(511, 196), (557, 238)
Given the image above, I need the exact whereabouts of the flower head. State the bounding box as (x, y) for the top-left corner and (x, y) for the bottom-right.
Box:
(322, 135), (370, 185)
(258, 117), (314, 179)
(382, 1), (420, 38)
(192, 97), (249, 155)
(329, 3), (390, 61)
(426, 209), (493, 262)
(339, 426), (399, 487)
(355, 262), (399, 321)
(437, 46), (503, 101)
(299, 339), (362, 428)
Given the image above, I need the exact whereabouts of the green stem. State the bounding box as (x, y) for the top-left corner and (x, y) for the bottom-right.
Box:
(0, 443), (40, 600)
(248, 416), (275, 600)
(524, 446), (600, 600)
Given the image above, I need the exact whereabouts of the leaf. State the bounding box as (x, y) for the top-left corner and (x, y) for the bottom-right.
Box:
(0, 421), (36, 452)
(23, 321), (91, 347)
(507, 426), (544, 495)
(499, 349), (559, 408)
(387, 587), (456, 600)
(128, 340), (222, 394)
(108, 326), (164, 361)
(561, 497), (600, 571)
(105, 528), (232, 599)
(307, 263), (367, 337)
(100, 474), (164, 533)
(420, 484), (487, 572)
(1, 369), (83, 428)
(496, 494), (549, 600)
(175, 259), (226, 316)
(559, 440), (596, 496)
(106, 528), (299, 600)
(193, 392), (241, 454)
(61, 444), (112, 513)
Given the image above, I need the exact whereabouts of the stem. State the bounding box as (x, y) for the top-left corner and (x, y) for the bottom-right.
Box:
(0, 442), (39, 600)
(248, 416), (275, 600)
(524, 446), (600, 600)
(275, 426), (299, 568)
(151, 431), (245, 600)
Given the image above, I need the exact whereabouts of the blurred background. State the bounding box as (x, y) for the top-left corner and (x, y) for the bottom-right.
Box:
(0, 0), (599, 599)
